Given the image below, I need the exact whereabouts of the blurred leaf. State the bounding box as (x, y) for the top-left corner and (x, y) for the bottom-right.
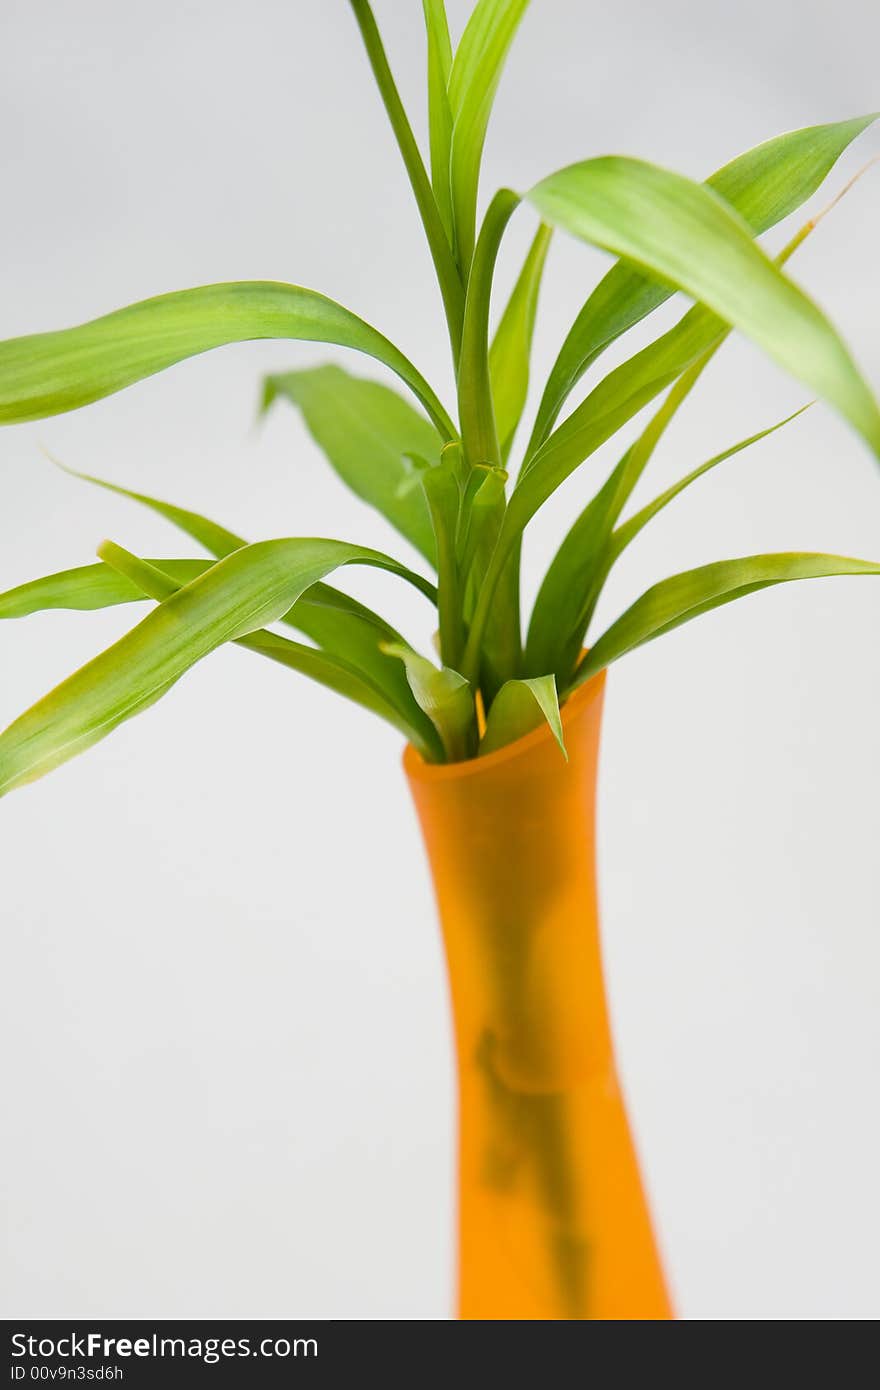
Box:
(447, 0), (531, 268)
(528, 114), (878, 450)
(480, 674), (565, 758)
(0, 281), (455, 437)
(423, 0), (455, 241)
(263, 364), (443, 563)
(573, 552), (880, 687)
(527, 156), (880, 457)
(490, 223), (552, 462)
(0, 538), (438, 796)
(382, 643), (476, 762)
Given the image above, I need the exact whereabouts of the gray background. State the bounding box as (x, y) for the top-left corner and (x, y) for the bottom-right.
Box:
(2, 0), (878, 1320)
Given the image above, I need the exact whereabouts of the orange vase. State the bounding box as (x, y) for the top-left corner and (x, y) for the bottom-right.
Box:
(404, 671), (673, 1320)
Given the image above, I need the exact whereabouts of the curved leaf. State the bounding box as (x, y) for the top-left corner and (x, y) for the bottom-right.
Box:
(524, 347), (717, 680)
(50, 462), (439, 738)
(447, 0), (531, 268)
(609, 405), (811, 561)
(382, 643), (476, 762)
(480, 674), (565, 758)
(0, 551), (442, 761)
(527, 156), (880, 457)
(52, 459), (245, 558)
(0, 538), (437, 796)
(0, 559), (209, 618)
(573, 553), (880, 687)
(97, 544), (443, 759)
(0, 281), (456, 437)
(528, 114), (878, 450)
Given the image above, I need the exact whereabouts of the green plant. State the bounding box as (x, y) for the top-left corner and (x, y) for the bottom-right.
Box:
(0, 0), (878, 787)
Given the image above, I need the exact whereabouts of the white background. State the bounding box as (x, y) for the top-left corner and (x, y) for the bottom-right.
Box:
(1, 0), (878, 1320)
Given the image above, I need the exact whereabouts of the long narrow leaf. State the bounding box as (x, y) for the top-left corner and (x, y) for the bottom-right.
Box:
(463, 297), (729, 679)
(347, 1), (464, 358)
(528, 114), (877, 451)
(0, 281), (456, 438)
(525, 348), (718, 679)
(0, 538), (436, 795)
(526, 157), (880, 457)
(573, 553), (880, 687)
(97, 544), (443, 759)
(447, 0), (531, 269)
(489, 223), (552, 462)
(423, 0), (455, 241)
(0, 552), (442, 760)
(0, 559), (209, 618)
(53, 459), (244, 557)
(458, 189), (519, 467)
(609, 405), (811, 561)
(53, 462), (439, 730)
(422, 450), (464, 666)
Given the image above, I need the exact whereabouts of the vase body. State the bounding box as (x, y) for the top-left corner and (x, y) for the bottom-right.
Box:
(404, 672), (672, 1320)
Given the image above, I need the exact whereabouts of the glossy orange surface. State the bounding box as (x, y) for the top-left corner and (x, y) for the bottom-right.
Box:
(405, 672), (672, 1320)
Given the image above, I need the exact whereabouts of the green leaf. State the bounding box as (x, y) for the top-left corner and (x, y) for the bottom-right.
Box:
(381, 643), (476, 762)
(0, 281), (456, 438)
(458, 189), (519, 468)
(518, 187), (851, 685)
(573, 553), (880, 687)
(464, 299), (729, 679)
(490, 223), (552, 462)
(0, 538), (437, 796)
(528, 115), (878, 451)
(0, 559), (209, 618)
(526, 156), (880, 458)
(0, 550), (443, 761)
(51, 462), (440, 744)
(447, 0), (531, 269)
(423, 0), (455, 241)
(52, 458), (245, 557)
(609, 405), (812, 561)
(480, 674), (565, 758)
(98, 543), (444, 760)
(422, 447), (464, 666)
(262, 364), (442, 564)
(347, 2), (464, 359)
(524, 346), (719, 680)
(529, 399), (809, 684)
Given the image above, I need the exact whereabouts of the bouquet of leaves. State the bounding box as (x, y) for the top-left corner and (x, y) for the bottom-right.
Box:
(0, 0), (878, 788)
